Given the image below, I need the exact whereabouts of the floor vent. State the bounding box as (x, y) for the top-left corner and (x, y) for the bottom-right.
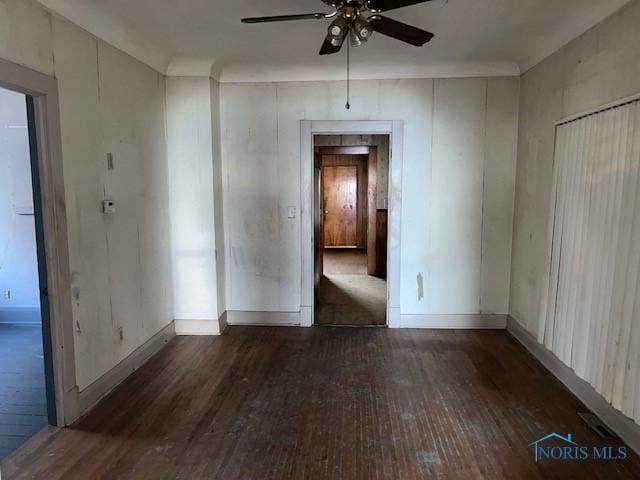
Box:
(578, 412), (617, 440)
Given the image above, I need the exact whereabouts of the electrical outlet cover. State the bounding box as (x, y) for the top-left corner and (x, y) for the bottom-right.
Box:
(102, 199), (116, 214)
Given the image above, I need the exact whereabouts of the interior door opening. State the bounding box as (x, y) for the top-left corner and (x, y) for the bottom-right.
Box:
(0, 85), (56, 459)
(313, 136), (390, 326)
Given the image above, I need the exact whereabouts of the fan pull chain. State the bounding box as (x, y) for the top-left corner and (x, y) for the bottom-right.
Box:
(346, 34), (351, 110)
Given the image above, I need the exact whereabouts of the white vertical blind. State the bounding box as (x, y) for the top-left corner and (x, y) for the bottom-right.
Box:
(540, 99), (640, 422)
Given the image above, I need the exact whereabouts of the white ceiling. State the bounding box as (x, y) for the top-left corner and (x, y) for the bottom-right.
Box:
(38, 0), (630, 82)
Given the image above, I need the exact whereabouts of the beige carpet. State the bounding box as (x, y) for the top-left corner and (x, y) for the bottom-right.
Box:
(317, 249), (387, 326)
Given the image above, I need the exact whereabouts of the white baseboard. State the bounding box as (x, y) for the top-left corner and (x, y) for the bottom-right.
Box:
(300, 306), (312, 327)
(175, 312), (227, 336)
(78, 321), (175, 416)
(506, 315), (640, 454)
(227, 310), (301, 326)
(224, 311), (505, 329)
(0, 306), (41, 324)
(388, 307), (401, 328)
(397, 314), (507, 329)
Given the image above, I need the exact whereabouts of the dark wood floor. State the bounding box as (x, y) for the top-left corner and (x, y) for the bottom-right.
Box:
(0, 324), (47, 460)
(3, 327), (640, 479)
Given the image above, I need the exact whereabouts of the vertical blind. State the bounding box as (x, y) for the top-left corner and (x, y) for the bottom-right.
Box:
(539, 97), (640, 422)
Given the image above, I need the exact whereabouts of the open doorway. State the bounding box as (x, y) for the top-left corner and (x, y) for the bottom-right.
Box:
(0, 86), (54, 458)
(313, 136), (389, 326)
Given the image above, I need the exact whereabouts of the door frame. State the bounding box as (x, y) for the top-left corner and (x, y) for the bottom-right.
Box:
(300, 120), (403, 328)
(0, 58), (78, 426)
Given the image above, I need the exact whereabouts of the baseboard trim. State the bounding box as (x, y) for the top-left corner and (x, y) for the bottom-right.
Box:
(78, 321), (175, 416)
(397, 314), (507, 329)
(0, 307), (41, 324)
(227, 310), (301, 326)
(175, 313), (227, 336)
(223, 311), (505, 329)
(506, 315), (640, 454)
(219, 311), (228, 333)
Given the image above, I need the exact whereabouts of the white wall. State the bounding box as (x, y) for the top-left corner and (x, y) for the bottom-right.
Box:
(0, 86), (40, 316)
(0, 0), (173, 390)
(220, 77), (519, 316)
(166, 76), (225, 327)
(510, 0), (640, 424)
(0, 0), (55, 77)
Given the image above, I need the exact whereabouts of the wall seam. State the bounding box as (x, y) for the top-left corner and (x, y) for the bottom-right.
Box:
(479, 78), (489, 312)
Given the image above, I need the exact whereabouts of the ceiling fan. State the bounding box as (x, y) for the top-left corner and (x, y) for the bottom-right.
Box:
(241, 0), (435, 55)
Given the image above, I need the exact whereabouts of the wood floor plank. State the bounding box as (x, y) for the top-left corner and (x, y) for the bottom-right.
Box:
(3, 327), (640, 479)
(0, 325), (48, 462)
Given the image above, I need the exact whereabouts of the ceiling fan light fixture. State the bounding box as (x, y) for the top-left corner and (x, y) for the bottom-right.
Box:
(352, 16), (372, 44)
(350, 29), (362, 47)
(326, 16), (348, 46)
(243, 0), (435, 56)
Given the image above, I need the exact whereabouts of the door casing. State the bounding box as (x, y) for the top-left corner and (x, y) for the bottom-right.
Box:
(300, 120), (403, 328)
(0, 57), (79, 426)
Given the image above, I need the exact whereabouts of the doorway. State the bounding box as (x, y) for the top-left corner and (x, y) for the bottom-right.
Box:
(314, 138), (390, 326)
(0, 85), (55, 458)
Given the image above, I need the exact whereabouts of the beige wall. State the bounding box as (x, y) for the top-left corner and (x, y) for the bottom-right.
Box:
(0, 0), (172, 390)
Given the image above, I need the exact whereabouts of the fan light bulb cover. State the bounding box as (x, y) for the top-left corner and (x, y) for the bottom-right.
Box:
(352, 16), (372, 44)
(327, 16), (348, 47)
(350, 29), (362, 47)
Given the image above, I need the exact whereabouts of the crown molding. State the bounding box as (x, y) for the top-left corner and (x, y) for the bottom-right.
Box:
(166, 58), (219, 78)
(217, 62), (520, 84)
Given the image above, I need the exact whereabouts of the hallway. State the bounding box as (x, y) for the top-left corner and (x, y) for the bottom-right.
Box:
(3, 327), (638, 479)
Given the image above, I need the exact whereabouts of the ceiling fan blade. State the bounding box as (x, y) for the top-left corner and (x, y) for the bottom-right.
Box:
(368, 16), (434, 46)
(319, 36), (346, 55)
(242, 13), (328, 24)
(365, 0), (433, 12)
(321, 0), (344, 7)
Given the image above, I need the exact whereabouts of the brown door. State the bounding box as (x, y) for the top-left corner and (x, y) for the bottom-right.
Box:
(323, 165), (358, 247)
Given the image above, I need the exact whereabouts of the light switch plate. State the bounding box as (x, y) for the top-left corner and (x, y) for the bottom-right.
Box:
(287, 206), (296, 219)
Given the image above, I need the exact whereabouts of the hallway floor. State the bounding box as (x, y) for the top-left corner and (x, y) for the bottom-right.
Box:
(0, 324), (48, 460)
(3, 326), (639, 479)
(316, 249), (386, 326)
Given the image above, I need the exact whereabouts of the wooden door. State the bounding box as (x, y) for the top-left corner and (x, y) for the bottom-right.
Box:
(323, 165), (358, 247)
